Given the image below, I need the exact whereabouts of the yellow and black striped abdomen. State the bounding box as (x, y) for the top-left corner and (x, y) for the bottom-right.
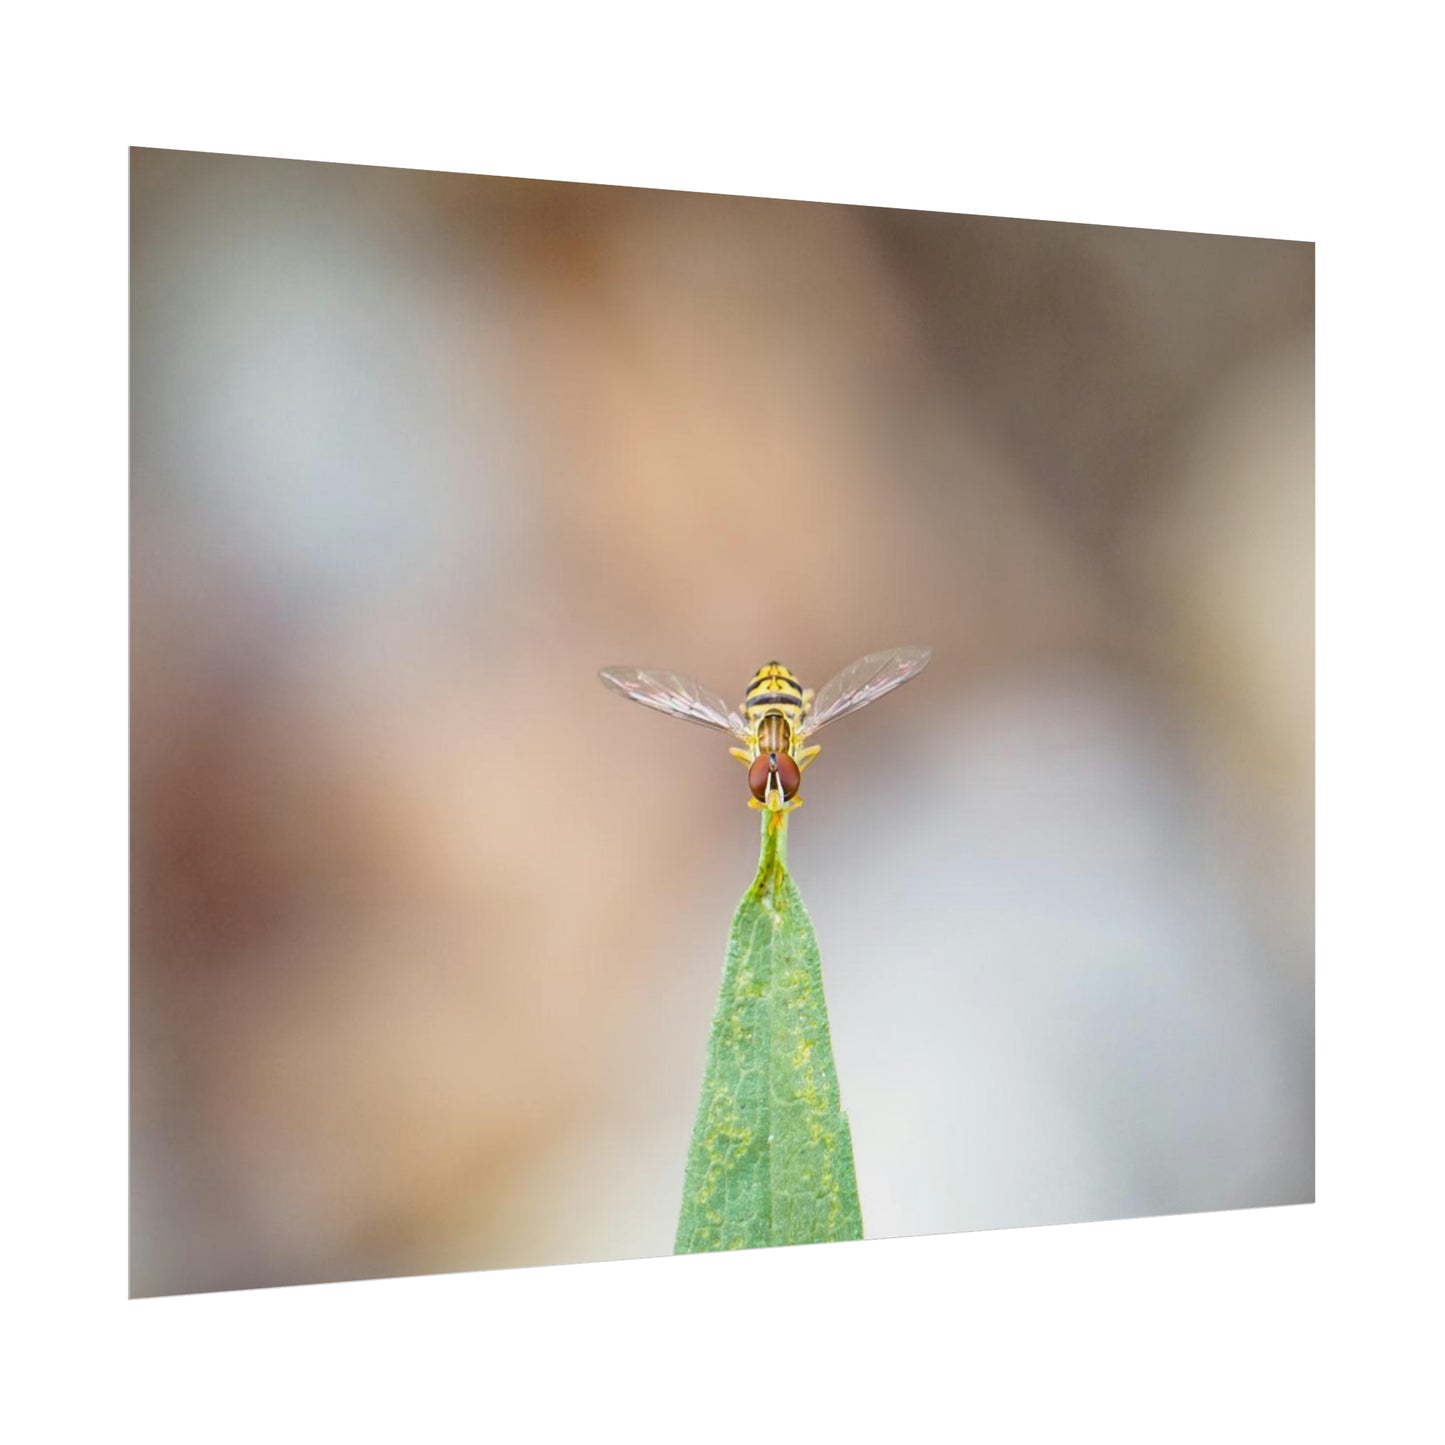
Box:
(743, 661), (807, 750)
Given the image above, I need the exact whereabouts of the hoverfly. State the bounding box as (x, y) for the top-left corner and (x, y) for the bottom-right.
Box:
(599, 646), (932, 819)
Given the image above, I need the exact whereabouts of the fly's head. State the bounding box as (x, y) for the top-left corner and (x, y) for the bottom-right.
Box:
(748, 749), (801, 810)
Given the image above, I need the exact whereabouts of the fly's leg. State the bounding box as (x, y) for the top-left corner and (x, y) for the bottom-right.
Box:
(756, 797), (802, 833)
(747, 775), (801, 815)
(794, 744), (821, 772)
(747, 788), (788, 813)
(774, 797), (803, 831)
(730, 728), (759, 767)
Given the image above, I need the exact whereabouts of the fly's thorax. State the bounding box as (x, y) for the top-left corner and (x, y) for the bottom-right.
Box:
(756, 711), (793, 755)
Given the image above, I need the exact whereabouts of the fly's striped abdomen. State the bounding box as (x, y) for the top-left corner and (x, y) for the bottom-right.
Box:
(744, 663), (805, 717)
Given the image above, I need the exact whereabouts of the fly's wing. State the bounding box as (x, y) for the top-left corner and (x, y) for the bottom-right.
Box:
(598, 667), (747, 737)
(799, 646), (932, 737)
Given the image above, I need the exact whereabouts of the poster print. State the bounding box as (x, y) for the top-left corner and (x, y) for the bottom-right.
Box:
(131, 148), (1313, 1296)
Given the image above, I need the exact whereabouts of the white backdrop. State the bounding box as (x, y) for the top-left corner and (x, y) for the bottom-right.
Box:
(4, 2), (1439, 1440)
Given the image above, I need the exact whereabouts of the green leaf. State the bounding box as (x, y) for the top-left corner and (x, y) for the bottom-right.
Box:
(675, 816), (864, 1252)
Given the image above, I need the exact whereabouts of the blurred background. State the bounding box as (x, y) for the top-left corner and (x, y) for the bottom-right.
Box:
(130, 147), (1313, 1297)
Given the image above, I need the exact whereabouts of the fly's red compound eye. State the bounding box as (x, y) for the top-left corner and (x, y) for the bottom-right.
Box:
(748, 751), (801, 802)
(748, 752), (772, 801)
(775, 751), (801, 799)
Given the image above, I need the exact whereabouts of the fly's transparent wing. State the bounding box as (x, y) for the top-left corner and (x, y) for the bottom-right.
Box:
(799, 646), (932, 737)
(598, 667), (747, 737)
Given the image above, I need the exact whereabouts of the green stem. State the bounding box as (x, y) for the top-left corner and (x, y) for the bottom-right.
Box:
(749, 811), (789, 903)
